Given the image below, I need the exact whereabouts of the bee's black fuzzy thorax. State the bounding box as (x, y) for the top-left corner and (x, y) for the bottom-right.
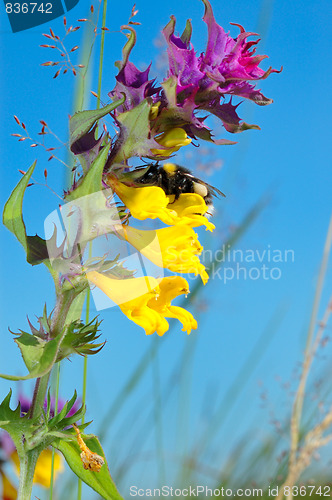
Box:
(133, 163), (224, 211)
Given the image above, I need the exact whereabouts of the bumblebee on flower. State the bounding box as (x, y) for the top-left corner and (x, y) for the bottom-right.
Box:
(83, 160), (218, 336)
(67, 0), (279, 338)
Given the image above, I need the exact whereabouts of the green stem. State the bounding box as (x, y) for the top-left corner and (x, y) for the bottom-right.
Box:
(17, 450), (40, 500)
(29, 373), (51, 420)
(49, 362), (61, 500)
(51, 290), (76, 337)
(77, 3), (107, 496)
(20, 289), (76, 498)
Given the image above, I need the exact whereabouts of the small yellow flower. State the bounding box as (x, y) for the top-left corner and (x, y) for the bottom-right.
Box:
(11, 449), (64, 488)
(149, 102), (161, 120)
(107, 176), (214, 230)
(148, 276), (197, 335)
(0, 469), (17, 500)
(86, 272), (196, 336)
(150, 128), (192, 156)
(118, 225), (209, 284)
(86, 271), (160, 306)
(168, 193), (215, 232)
(107, 175), (178, 225)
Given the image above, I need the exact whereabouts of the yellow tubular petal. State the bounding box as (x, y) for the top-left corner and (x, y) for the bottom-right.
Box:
(157, 276), (190, 304)
(107, 175), (214, 229)
(107, 176), (178, 225)
(149, 102), (161, 120)
(87, 271), (196, 336)
(147, 276), (197, 335)
(167, 305), (198, 334)
(151, 128), (192, 156)
(86, 271), (160, 306)
(87, 271), (169, 335)
(168, 194), (215, 231)
(122, 303), (169, 336)
(118, 225), (209, 283)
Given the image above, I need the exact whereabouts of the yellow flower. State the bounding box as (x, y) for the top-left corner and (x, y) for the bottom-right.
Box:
(107, 176), (214, 230)
(11, 448), (64, 488)
(107, 175), (178, 225)
(118, 225), (209, 284)
(149, 102), (161, 120)
(0, 469), (17, 500)
(168, 193), (215, 232)
(86, 271), (160, 306)
(148, 276), (197, 335)
(86, 272), (197, 336)
(150, 128), (192, 156)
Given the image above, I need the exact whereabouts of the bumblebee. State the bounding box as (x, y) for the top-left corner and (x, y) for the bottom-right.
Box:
(132, 162), (225, 213)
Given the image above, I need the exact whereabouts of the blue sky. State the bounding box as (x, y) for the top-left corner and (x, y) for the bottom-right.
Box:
(1, 0), (332, 496)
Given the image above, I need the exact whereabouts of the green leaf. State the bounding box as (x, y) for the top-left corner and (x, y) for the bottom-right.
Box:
(3, 161), (36, 253)
(15, 332), (45, 372)
(0, 390), (20, 427)
(115, 26), (136, 70)
(69, 99), (125, 149)
(0, 328), (66, 381)
(0, 391), (34, 452)
(2, 164), (55, 267)
(65, 289), (87, 325)
(57, 317), (105, 360)
(46, 391), (85, 432)
(180, 19), (192, 45)
(54, 434), (123, 500)
(26, 234), (49, 265)
(113, 99), (160, 162)
(65, 143), (110, 202)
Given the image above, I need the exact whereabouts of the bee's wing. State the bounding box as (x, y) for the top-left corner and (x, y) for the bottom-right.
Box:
(205, 182), (226, 198)
(191, 175), (226, 198)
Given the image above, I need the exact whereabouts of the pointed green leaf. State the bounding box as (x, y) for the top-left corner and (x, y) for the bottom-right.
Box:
(48, 391), (79, 428)
(180, 19), (192, 45)
(113, 99), (160, 162)
(0, 328), (66, 381)
(70, 99), (125, 148)
(65, 143), (110, 202)
(65, 288), (87, 325)
(54, 434), (123, 500)
(14, 332), (45, 372)
(3, 161), (36, 252)
(0, 390), (21, 427)
(115, 26), (136, 70)
(0, 390), (34, 449)
(26, 234), (49, 265)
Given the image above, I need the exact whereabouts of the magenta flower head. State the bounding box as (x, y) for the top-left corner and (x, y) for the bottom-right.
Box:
(161, 0), (281, 136)
(100, 0), (281, 163)
(163, 17), (205, 96)
(198, 0), (280, 104)
(109, 26), (160, 114)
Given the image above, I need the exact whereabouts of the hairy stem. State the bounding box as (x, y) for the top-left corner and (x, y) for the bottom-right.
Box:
(20, 288), (76, 498)
(29, 373), (51, 420)
(49, 361), (61, 500)
(17, 449), (40, 500)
